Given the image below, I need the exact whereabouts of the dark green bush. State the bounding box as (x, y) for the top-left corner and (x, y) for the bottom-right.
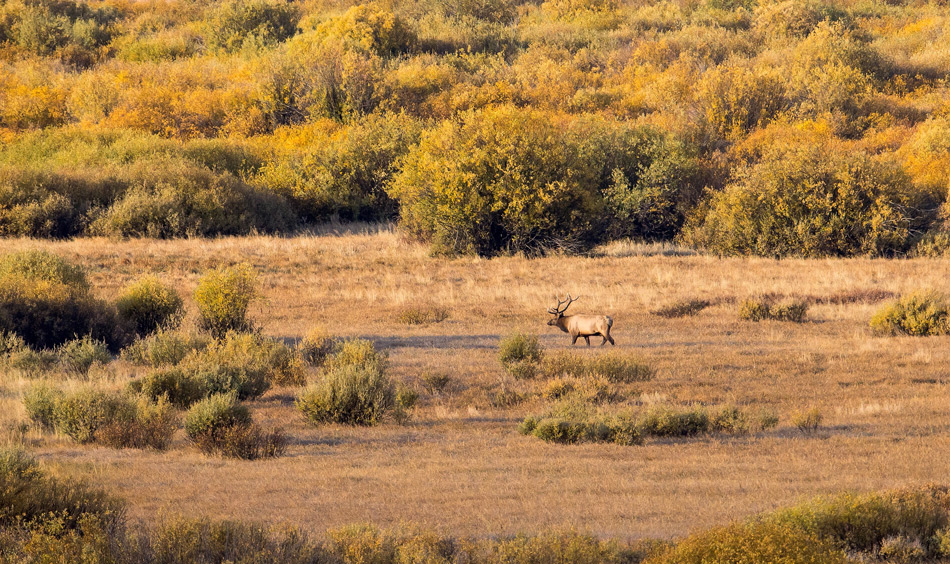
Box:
(870, 290), (950, 336)
(116, 276), (184, 336)
(296, 364), (403, 426)
(207, 0), (300, 53)
(50, 388), (131, 444)
(93, 397), (179, 450)
(637, 404), (710, 437)
(194, 264), (258, 338)
(297, 327), (335, 367)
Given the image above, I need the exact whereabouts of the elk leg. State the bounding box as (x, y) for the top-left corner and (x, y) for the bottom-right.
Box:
(571, 334), (578, 345)
(584, 336), (590, 346)
(601, 335), (608, 346)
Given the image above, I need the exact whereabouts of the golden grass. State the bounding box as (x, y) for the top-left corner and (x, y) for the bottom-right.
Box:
(3, 230), (950, 540)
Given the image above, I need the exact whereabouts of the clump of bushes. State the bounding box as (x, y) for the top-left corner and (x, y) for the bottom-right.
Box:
(193, 263), (258, 338)
(651, 299), (713, 318)
(185, 393), (285, 459)
(57, 336), (110, 376)
(121, 329), (210, 367)
(23, 385), (177, 450)
(498, 332), (543, 379)
(0, 250), (129, 350)
(869, 290), (950, 336)
(739, 296), (808, 322)
(542, 352), (655, 383)
(522, 403), (778, 445)
(131, 332), (303, 406)
(115, 276), (184, 336)
(297, 339), (413, 426)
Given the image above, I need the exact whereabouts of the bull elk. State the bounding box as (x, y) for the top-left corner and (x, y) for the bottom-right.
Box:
(546, 294), (615, 346)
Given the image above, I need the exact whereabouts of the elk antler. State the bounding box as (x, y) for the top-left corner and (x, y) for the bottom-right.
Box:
(548, 294), (580, 314)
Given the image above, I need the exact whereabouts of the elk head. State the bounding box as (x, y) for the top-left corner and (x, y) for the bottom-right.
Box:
(547, 294), (579, 326)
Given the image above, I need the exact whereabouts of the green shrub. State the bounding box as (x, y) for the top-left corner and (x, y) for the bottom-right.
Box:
(296, 364), (403, 426)
(184, 393), (251, 439)
(586, 354), (654, 383)
(739, 297), (808, 323)
(194, 264), (258, 338)
(5, 347), (57, 375)
(57, 336), (110, 375)
(651, 299), (712, 318)
(52, 388), (134, 444)
(26, 386), (176, 449)
(120, 329), (210, 367)
(420, 372), (451, 395)
(185, 393), (283, 459)
(116, 276), (184, 335)
(757, 408), (780, 431)
(791, 408), (823, 435)
(190, 332), (303, 391)
(325, 338), (387, 373)
(93, 397), (178, 450)
(521, 414), (643, 446)
(0, 251), (129, 350)
(685, 145), (920, 258)
(498, 332), (543, 375)
(637, 405), (710, 437)
(711, 405), (750, 435)
(870, 291), (950, 336)
(207, 0), (300, 53)
(914, 231), (950, 257)
(130, 368), (205, 408)
(23, 385), (64, 431)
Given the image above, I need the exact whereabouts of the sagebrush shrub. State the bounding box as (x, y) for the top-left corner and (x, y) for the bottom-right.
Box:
(296, 364), (403, 426)
(325, 338), (387, 373)
(396, 305), (449, 325)
(121, 329), (210, 367)
(57, 336), (110, 375)
(116, 276), (184, 335)
(0, 330), (26, 355)
(0, 250), (88, 290)
(637, 404), (710, 437)
(498, 332), (543, 375)
(207, 0), (300, 53)
(184, 393), (251, 439)
(130, 368), (205, 408)
(870, 291), (950, 336)
(25, 386), (176, 449)
(23, 385), (63, 431)
(194, 264), (258, 338)
(184, 393), (283, 459)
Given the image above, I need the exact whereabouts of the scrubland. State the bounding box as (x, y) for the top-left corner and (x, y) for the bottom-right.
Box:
(1, 230), (949, 550)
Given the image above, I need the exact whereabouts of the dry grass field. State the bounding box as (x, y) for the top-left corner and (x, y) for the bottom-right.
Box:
(3, 226), (950, 541)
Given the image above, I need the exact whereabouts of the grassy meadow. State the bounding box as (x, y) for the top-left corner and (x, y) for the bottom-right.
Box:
(2, 228), (949, 547)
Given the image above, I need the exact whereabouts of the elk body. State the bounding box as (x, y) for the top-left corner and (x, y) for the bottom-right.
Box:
(547, 294), (615, 346)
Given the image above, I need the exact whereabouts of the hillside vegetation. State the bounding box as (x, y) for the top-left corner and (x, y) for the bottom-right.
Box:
(1, 0), (949, 256)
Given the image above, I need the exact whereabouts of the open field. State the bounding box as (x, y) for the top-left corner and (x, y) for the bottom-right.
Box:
(3, 227), (950, 541)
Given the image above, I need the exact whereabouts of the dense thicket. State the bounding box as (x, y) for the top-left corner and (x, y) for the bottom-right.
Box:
(1, 0), (950, 256)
